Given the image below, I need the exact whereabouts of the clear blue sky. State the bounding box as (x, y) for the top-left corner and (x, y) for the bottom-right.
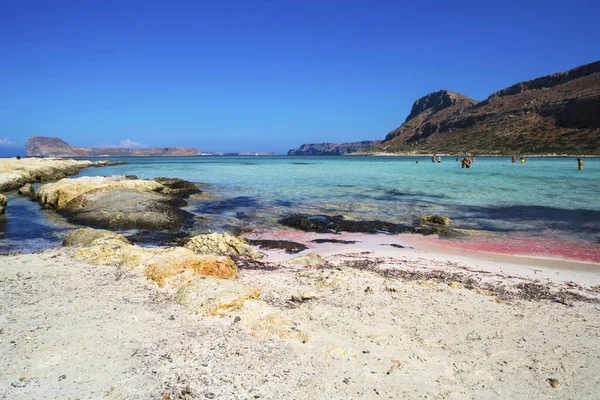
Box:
(1, 0), (599, 155)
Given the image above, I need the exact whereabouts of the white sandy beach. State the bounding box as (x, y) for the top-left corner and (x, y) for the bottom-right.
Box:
(1, 233), (599, 400)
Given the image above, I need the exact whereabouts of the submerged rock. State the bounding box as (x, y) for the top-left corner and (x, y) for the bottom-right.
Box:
(35, 176), (193, 230)
(0, 193), (7, 215)
(280, 213), (462, 237)
(185, 233), (263, 260)
(246, 239), (308, 254)
(154, 177), (202, 198)
(17, 183), (35, 199)
(420, 214), (451, 225)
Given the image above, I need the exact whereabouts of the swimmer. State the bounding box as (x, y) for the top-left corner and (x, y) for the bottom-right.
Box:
(520, 154), (526, 164)
(578, 158), (583, 170)
(512, 155), (516, 163)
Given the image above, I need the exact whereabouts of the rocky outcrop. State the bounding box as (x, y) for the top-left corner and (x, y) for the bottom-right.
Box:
(67, 228), (238, 287)
(184, 233), (263, 260)
(287, 141), (381, 156)
(153, 177), (202, 198)
(64, 228), (307, 341)
(0, 193), (7, 215)
(26, 136), (200, 157)
(17, 183), (35, 199)
(0, 157), (125, 192)
(35, 176), (194, 230)
(279, 214), (462, 237)
(63, 228), (131, 247)
(366, 60), (600, 155)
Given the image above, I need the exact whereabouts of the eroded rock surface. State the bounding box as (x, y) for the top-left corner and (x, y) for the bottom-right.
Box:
(0, 193), (7, 215)
(69, 228), (237, 288)
(17, 183), (35, 198)
(35, 176), (193, 230)
(185, 233), (263, 260)
(0, 157), (125, 192)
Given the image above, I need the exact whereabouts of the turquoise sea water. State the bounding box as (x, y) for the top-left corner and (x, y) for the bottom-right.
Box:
(1, 156), (599, 253)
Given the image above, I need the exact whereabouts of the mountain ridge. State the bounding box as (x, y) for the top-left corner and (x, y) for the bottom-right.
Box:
(26, 137), (200, 157)
(364, 60), (600, 155)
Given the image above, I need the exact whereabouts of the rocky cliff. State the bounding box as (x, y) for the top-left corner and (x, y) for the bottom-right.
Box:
(26, 137), (200, 157)
(366, 60), (600, 155)
(288, 141), (381, 156)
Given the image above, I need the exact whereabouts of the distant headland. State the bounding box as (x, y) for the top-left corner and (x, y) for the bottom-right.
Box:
(289, 60), (600, 156)
(26, 136), (200, 157)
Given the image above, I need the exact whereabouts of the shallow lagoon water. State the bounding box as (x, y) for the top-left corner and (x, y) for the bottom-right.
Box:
(2, 156), (599, 254)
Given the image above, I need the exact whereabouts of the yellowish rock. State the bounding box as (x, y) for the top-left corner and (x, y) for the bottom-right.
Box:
(448, 281), (465, 289)
(281, 252), (327, 268)
(63, 227), (131, 247)
(0, 193), (7, 215)
(0, 157), (119, 192)
(420, 215), (452, 225)
(296, 268), (354, 288)
(71, 228), (237, 287)
(184, 233), (263, 260)
(36, 176), (164, 210)
(174, 276), (261, 317)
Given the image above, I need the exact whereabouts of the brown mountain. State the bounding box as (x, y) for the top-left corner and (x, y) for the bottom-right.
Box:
(288, 141), (381, 156)
(26, 137), (200, 157)
(365, 60), (600, 155)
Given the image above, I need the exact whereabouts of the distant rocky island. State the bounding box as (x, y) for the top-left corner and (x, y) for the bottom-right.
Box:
(287, 141), (381, 156)
(363, 60), (600, 155)
(202, 152), (278, 156)
(26, 137), (200, 157)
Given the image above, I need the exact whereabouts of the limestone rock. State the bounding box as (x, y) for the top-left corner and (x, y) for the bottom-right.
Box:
(185, 233), (263, 260)
(297, 268), (356, 288)
(64, 189), (193, 230)
(0, 157), (124, 192)
(63, 228), (131, 247)
(35, 176), (193, 230)
(281, 252), (327, 268)
(153, 177), (201, 198)
(17, 183), (35, 198)
(420, 215), (451, 225)
(35, 176), (164, 210)
(174, 276), (261, 317)
(71, 229), (237, 288)
(0, 173), (25, 192)
(0, 193), (7, 215)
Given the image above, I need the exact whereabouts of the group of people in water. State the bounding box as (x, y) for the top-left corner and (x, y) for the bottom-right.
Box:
(429, 154), (476, 168)
(419, 154), (583, 170)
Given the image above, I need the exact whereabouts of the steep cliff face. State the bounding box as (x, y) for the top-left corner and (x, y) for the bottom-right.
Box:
(288, 141), (381, 156)
(26, 137), (200, 157)
(367, 60), (600, 155)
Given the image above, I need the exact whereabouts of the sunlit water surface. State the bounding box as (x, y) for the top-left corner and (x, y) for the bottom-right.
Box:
(2, 156), (599, 256)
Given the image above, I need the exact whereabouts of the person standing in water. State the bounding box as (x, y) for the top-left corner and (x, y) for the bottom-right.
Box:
(520, 154), (526, 164)
(432, 155), (436, 163)
(437, 156), (442, 163)
(512, 155), (516, 163)
(578, 158), (583, 170)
